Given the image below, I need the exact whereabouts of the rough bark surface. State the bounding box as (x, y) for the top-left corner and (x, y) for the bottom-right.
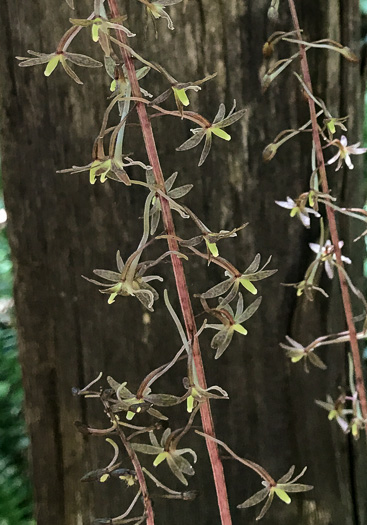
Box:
(0, 1), (366, 524)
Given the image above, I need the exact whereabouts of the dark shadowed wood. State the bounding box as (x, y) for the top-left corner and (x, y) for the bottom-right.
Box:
(0, 0), (366, 523)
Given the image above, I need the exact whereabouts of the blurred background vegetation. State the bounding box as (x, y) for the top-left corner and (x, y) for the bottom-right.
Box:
(0, 3), (367, 524)
(0, 187), (34, 524)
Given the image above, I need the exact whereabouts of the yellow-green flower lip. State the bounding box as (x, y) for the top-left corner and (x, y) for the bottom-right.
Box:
(44, 55), (61, 77)
(174, 87), (190, 106)
(153, 451), (169, 467)
(233, 323), (248, 335)
(273, 487), (291, 504)
(239, 278), (257, 295)
(205, 239), (219, 257)
(211, 128), (231, 141)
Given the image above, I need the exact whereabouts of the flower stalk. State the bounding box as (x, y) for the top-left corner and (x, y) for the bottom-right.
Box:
(287, 0), (367, 436)
(106, 0), (232, 522)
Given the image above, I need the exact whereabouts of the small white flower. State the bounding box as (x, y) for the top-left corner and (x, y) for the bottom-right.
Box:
(326, 135), (367, 171)
(309, 240), (351, 279)
(275, 197), (320, 228)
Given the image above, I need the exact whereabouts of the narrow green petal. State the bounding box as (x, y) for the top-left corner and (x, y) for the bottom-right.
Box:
(99, 473), (110, 483)
(44, 55), (60, 77)
(174, 88), (190, 106)
(327, 120), (336, 134)
(108, 292), (117, 304)
(89, 161), (99, 184)
(153, 452), (168, 467)
(187, 395), (194, 413)
(274, 488), (291, 504)
(126, 411), (135, 420)
(92, 23), (100, 42)
(233, 324), (248, 335)
(328, 410), (338, 421)
(291, 355), (304, 363)
(239, 278), (257, 295)
(110, 79), (116, 92)
(211, 128), (231, 141)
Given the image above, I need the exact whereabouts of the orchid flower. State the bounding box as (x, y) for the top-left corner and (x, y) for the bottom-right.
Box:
(17, 49), (102, 85)
(309, 240), (351, 279)
(132, 428), (197, 485)
(326, 135), (366, 171)
(238, 465), (313, 520)
(315, 394), (351, 433)
(176, 101), (246, 166)
(205, 294), (262, 359)
(280, 335), (327, 372)
(200, 253), (277, 306)
(275, 196), (320, 228)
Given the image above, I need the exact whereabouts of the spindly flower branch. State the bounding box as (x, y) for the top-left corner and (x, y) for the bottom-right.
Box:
(142, 467), (198, 501)
(82, 192), (186, 309)
(261, 31), (358, 91)
(196, 431), (313, 521)
(74, 373), (155, 524)
(286, 0), (367, 437)
(178, 206), (248, 258)
(164, 289), (229, 411)
(106, 0), (248, 519)
(262, 112), (322, 162)
(281, 329), (367, 373)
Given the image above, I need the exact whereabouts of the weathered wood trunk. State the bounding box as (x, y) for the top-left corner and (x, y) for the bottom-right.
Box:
(0, 1), (366, 524)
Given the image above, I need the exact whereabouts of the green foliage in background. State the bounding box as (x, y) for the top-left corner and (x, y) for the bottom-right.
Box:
(0, 195), (34, 524)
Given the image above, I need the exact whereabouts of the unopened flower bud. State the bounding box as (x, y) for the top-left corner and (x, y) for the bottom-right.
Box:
(262, 143), (278, 162)
(263, 41), (274, 58)
(267, 7), (279, 21)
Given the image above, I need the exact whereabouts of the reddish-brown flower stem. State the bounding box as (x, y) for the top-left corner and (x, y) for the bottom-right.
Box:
(195, 431), (275, 485)
(108, 94), (211, 127)
(288, 0), (367, 435)
(57, 12), (95, 52)
(107, 0), (232, 522)
(156, 233), (241, 275)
